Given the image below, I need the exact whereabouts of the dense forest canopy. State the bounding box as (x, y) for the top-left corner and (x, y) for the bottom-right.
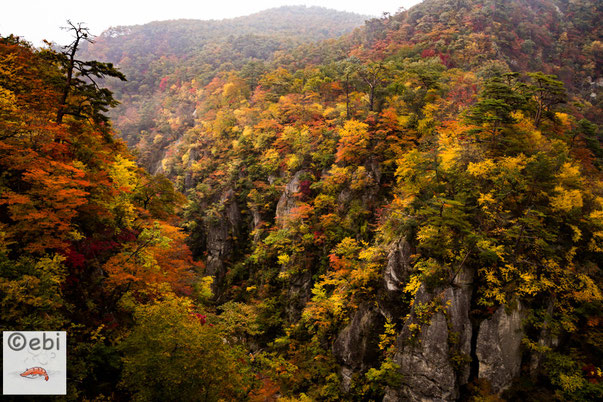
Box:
(1, 0), (602, 400)
(78, 6), (370, 150)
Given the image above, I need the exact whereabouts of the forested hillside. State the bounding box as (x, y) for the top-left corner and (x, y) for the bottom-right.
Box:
(1, 0), (602, 401)
(79, 6), (369, 169)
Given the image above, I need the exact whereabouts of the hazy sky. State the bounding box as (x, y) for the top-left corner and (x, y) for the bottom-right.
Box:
(1, 1), (422, 46)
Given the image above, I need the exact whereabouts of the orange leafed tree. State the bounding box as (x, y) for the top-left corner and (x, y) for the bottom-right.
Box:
(103, 222), (201, 297)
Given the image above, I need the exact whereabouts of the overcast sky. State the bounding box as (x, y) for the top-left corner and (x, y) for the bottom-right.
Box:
(1, 1), (422, 46)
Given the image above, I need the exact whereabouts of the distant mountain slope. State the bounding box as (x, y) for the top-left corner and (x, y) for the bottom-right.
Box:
(80, 6), (368, 150)
(83, 8), (366, 95)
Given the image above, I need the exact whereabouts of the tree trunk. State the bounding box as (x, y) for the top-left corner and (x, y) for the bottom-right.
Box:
(56, 28), (82, 124)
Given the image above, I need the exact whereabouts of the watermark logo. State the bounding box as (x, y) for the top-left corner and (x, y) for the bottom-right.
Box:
(3, 331), (66, 395)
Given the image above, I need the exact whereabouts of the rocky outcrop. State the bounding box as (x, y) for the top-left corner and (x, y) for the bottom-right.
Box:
(182, 146), (200, 189)
(333, 303), (386, 392)
(274, 171), (315, 320)
(275, 170), (304, 227)
(285, 269), (313, 322)
(378, 238), (413, 322)
(270, 171), (531, 400)
(475, 302), (524, 393)
(204, 188), (240, 295)
(384, 268), (473, 402)
(249, 204), (263, 243)
(383, 239), (412, 293)
(331, 238), (413, 393)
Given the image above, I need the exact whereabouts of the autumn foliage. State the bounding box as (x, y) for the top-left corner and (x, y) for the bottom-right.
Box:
(2, 0), (603, 400)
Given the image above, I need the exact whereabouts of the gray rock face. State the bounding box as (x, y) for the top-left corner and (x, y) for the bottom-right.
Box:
(476, 303), (524, 392)
(182, 146), (200, 189)
(378, 238), (413, 323)
(368, 158), (382, 185)
(273, 171), (314, 320)
(330, 234), (531, 401)
(337, 187), (353, 205)
(204, 188), (240, 294)
(285, 269), (313, 322)
(383, 239), (412, 293)
(249, 204), (262, 243)
(333, 303), (385, 392)
(328, 239), (412, 394)
(384, 268), (473, 402)
(275, 171), (304, 227)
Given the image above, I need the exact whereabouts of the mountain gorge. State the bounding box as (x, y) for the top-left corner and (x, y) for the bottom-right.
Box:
(1, 0), (602, 401)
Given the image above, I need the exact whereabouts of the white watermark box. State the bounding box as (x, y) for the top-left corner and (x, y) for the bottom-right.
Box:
(3, 331), (67, 395)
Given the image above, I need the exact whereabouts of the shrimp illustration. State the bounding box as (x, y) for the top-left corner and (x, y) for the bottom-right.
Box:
(20, 367), (49, 381)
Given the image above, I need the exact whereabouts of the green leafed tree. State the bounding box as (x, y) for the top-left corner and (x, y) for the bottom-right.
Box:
(119, 294), (255, 401)
(49, 20), (126, 125)
(527, 72), (566, 127)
